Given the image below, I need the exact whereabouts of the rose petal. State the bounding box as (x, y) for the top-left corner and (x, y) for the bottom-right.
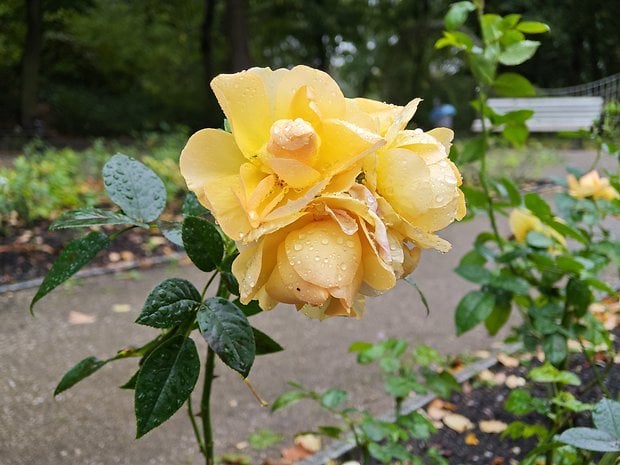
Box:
(285, 220), (361, 288)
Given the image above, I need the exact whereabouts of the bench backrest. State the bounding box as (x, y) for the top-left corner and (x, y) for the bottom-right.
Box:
(471, 96), (604, 132)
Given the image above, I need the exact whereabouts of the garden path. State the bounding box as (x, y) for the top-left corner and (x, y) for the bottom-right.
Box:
(0, 149), (615, 465)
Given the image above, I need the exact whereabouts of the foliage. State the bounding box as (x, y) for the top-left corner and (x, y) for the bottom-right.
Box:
(271, 340), (457, 465)
(0, 130), (189, 232)
(439, 3), (619, 465)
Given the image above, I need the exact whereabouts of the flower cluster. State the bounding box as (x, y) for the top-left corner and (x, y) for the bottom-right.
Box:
(567, 170), (619, 201)
(181, 66), (465, 319)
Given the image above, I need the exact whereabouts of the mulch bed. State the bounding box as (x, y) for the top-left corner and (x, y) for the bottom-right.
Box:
(0, 219), (182, 288)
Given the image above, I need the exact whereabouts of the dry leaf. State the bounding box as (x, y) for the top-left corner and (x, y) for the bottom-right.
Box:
(477, 369), (496, 384)
(68, 311), (96, 325)
(443, 413), (474, 432)
(112, 303), (132, 313)
(120, 250), (135, 261)
(426, 399), (455, 420)
(492, 457), (505, 465)
(235, 441), (249, 450)
(465, 432), (479, 445)
(473, 350), (491, 359)
(497, 353), (519, 368)
(505, 375), (526, 389)
(281, 445), (312, 462)
(294, 434), (321, 453)
(108, 252), (121, 262)
(479, 420), (508, 434)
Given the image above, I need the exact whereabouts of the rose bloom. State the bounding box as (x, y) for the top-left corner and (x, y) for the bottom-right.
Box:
(232, 184), (420, 319)
(567, 170), (619, 201)
(509, 209), (565, 246)
(348, 98), (466, 253)
(180, 65), (383, 243)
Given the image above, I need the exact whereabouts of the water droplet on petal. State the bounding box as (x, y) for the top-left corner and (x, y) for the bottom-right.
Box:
(293, 243), (303, 251)
(320, 238), (329, 245)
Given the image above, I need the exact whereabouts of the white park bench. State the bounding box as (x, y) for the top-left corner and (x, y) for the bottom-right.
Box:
(471, 96), (604, 132)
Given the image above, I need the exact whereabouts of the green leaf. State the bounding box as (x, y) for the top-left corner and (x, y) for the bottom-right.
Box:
(505, 389), (545, 415)
(102, 154), (166, 223)
(197, 297), (255, 377)
(499, 40), (540, 66)
(158, 220), (183, 247)
(558, 428), (620, 452)
(469, 52), (496, 86)
(398, 411), (435, 440)
(252, 327), (284, 355)
(182, 191), (210, 217)
(455, 264), (492, 284)
(30, 231), (110, 312)
(594, 399), (620, 439)
(248, 428), (283, 449)
(517, 21), (550, 34)
(455, 290), (496, 335)
(490, 273), (530, 294)
(317, 426), (343, 438)
(552, 392), (593, 413)
(270, 390), (308, 412)
(135, 336), (200, 438)
(182, 216), (224, 272)
(529, 363), (580, 385)
(320, 388), (348, 409)
(51, 207), (141, 230)
(565, 278), (592, 318)
(543, 333), (568, 366)
(54, 356), (107, 396)
(497, 177), (522, 205)
(480, 13), (503, 42)
(502, 123), (529, 147)
(136, 278), (201, 328)
(524, 193), (552, 218)
(493, 73), (536, 97)
(526, 231), (553, 249)
(484, 300), (512, 335)
(233, 299), (263, 317)
(422, 369), (460, 398)
(444, 1), (476, 30)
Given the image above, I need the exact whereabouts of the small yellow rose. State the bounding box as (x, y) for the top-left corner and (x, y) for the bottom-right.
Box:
(354, 99), (466, 252)
(509, 209), (565, 246)
(180, 66), (383, 242)
(232, 185), (421, 319)
(567, 170), (619, 201)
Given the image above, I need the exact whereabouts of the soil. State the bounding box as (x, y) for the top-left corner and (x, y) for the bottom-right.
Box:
(334, 336), (620, 465)
(0, 219), (183, 287)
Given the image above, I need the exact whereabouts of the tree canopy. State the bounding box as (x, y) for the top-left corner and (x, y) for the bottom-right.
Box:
(2, 0), (618, 136)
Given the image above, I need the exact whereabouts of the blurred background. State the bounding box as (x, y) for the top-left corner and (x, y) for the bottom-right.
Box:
(2, 0), (619, 141)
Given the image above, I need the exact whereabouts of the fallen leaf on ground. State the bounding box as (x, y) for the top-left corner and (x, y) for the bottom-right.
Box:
(294, 434), (321, 453)
(505, 375), (526, 389)
(112, 303), (132, 313)
(235, 441), (248, 450)
(473, 350), (491, 359)
(497, 353), (519, 368)
(120, 250), (135, 261)
(281, 445), (312, 462)
(426, 399), (455, 420)
(68, 311), (96, 324)
(465, 432), (479, 445)
(443, 413), (474, 432)
(108, 252), (121, 262)
(479, 419), (508, 433)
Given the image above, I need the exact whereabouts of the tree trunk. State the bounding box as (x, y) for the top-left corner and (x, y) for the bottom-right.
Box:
(227, 0), (251, 72)
(20, 0), (43, 132)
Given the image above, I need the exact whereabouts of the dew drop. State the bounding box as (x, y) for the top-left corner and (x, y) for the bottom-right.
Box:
(435, 195), (445, 203)
(340, 263), (348, 271)
(336, 237), (344, 245)
(293, 243), (303, 251)
(320, 238), (329, 245)
(345, 240), (355, 248)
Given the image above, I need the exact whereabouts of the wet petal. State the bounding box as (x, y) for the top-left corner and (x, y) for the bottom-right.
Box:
(386, 98), (421, 142)
(359, 222), (396, 291)
(211, 71), (272, 157)
(276, 65), (346, 119)
(426, 127), (454, 152)
(180, 129), (250, 239)
(265, 243), (330, 306)
(285, 220), (362, 288)
(266, 157), (321, 189)
(377, 148), (433, 221)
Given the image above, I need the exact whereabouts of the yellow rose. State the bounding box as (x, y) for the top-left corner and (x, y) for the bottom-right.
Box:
(180, 66), (383, 242)
(352, 99), (466, 252)
(232, 185), (421, 319)
(509, 209), (565, 246)
(567, 170), (619, 201)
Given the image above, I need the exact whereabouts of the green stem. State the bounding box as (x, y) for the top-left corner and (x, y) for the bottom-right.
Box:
(201, 346), (216, 465)
(201, 272), (219, 300)
(187, 397), (206, 455)
(109, 225), (137, 241)
(477, 90), (504, 251)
